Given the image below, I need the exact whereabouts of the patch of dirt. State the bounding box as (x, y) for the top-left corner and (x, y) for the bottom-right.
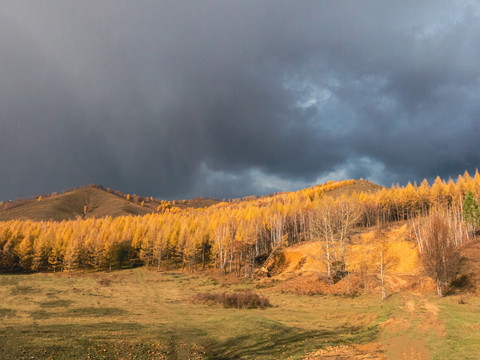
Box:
(405, 299), (415, 313)
(280, 274), (328, 295)
(422, 298), (439, 317)
(302, 342), (384, 359)
(259, 242), (326, 279)
(385, 274), (436, 294)
(258, 225), (422, 284)
(378, 317), (410, 332)
(418, 297), (445, 336)
(384, 336), (430, 360)
(380, 292), (445, 359)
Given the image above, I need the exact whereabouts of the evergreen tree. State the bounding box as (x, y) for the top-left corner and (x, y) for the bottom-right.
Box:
(463, 190), (480, 227)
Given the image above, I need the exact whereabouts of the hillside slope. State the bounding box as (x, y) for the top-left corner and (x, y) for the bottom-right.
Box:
(324, 179), (383, 197)
(0, 188), (152, 222)
(260, 224), (419, 278)
(0, 179), (383, 222)
(258, 224), (435, 295)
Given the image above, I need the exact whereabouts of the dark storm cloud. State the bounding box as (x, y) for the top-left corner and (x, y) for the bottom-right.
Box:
(1, 1), (480, 200)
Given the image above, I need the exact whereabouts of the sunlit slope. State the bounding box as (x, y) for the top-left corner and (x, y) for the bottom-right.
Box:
(260, 224), (434, 295)
(0, 188), (152, 221)
(0, 179), (382, 222)
(262, 224), (419, 279)
(323, 179), (382, 198)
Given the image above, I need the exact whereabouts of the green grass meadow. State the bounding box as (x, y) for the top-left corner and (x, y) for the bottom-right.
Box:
(1, 269), (479, 359)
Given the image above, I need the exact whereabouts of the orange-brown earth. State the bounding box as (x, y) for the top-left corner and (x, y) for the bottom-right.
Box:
(258, 222), (480, 359)
(257, 224), (434, 296)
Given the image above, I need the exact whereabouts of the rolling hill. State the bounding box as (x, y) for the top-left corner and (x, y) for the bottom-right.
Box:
(323, 179), (383, 197)
(0, 187), (153, 222)
(0, 180), (382, 222)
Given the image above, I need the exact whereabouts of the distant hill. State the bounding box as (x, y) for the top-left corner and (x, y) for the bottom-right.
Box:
(0, 188), (154, 222)
(229, 179), (383, 204)
(171, 197), (223, 210)
(323, 179), (383, 197)
(0, 179), (383, 222)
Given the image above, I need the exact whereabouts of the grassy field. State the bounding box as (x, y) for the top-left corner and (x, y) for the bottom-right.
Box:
(0, 268), (479, 359)
(433, 295), (480, 359)
(0, 268), (390, 359)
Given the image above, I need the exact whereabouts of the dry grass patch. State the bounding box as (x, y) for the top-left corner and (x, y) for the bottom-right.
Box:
(192, 291), (272, 309)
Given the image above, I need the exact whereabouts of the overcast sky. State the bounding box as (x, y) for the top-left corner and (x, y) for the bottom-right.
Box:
(1, 1), (480, 200)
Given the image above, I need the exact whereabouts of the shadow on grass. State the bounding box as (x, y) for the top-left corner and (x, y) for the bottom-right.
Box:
(67, 307), (129, 317)
(0, 276), (19, 286)
(0, 322), (149, 360)
(30, 306), (128, 320)
(39, 299), (73, 308)
(0, 308), (16, 319)
(9, 285), (41, 296)
(1, 311), (379, 360)
(0, 322), (213, 360)
(205, 323), (378, 359)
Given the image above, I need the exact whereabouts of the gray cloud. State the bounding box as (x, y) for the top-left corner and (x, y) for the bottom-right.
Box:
(1, 1), (480, 200)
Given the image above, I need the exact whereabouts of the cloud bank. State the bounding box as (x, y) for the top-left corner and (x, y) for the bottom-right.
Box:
(1, 1), (480, 200)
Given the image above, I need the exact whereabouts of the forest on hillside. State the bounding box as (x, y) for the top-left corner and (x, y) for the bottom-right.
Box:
(1, 172), (479, 296)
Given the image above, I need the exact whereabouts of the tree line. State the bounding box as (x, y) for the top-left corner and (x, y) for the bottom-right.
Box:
(1, 172), (479, 286)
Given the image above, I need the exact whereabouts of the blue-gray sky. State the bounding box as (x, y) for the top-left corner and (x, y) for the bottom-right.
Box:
(1, 1), (480, 200)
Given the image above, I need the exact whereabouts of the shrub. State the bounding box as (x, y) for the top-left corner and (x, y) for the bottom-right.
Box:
(192, 291), (272, 309)
(458, 297), (467, 304)
(97, 277), (112, 286)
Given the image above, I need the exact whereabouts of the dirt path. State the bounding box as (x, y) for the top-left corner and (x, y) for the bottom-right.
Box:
(380, 292), (445, 360)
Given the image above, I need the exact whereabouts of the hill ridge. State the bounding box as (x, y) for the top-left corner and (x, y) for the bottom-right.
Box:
(0, 179), (382, 222)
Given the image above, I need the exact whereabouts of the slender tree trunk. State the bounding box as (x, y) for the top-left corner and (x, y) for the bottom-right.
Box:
(219, 245), (223, 272)
(223, 250), (227, 274)
(157, 248), (162, 271)
(443, 253), (449, 290)
(326, 237), (331, 286)
(436, 278), (443, 297)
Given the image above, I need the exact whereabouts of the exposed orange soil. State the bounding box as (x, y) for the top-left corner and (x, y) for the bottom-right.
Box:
(263, 225), (420, 277)
(259, 224), (432, 297)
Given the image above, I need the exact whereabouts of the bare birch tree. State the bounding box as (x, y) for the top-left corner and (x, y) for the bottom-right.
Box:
(312, 197), (360, 286)
(413, 210), (465, 297)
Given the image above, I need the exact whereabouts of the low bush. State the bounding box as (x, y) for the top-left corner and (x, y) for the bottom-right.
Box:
(97, 277), (112, 286)
(192, 291), (272, 309)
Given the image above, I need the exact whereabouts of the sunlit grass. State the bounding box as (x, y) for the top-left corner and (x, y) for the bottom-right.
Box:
(433, 295), (480, 360)
(0, 268), (391, 359)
